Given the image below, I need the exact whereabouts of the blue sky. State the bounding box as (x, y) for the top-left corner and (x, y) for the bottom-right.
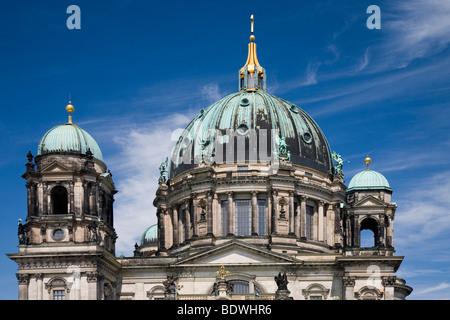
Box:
(1, 0), (450, 300)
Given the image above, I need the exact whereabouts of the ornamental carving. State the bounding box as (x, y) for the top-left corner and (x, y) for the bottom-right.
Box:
(16, 273), (30, 285)
(342, 276), (355, 287)
(382, 276), (396, 286)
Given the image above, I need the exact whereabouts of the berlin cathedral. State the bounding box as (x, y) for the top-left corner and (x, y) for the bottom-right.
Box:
(8, 16), (412, 300)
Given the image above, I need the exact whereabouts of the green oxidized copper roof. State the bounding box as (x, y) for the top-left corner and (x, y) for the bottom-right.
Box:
(37, 123), (103, 161)
(169, 90), (333, 178)
(347, 169), (391, 192)
(140, 224), (158, 246)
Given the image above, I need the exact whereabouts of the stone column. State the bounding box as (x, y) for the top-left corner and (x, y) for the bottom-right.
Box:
(300, 195), (307, 240)
(158, 208), (167, 250)
(318, 201), (325, 242)
(354, 217), (360, 247)
(289, 191), (295, 235)
(271, 189), (278, 234)
(326, 204), (335, 246)
(251, 191), (258, 235)
(17, 273), (30, 300)
(343, 276), (355, 300)
(295, 196), (301, 238)
(383, 276), (396, 300)
(192, 194), (198, 238)
(36, 273), (43, 300)
(83, 181), (90, 215)
(207, 191), (213, 236)
(86, 272), (99, 300)
(184, 199), (191, 240)
(172, 205), (179, 246)
(267, 190), (272, 234)
(89, 182), (97, 215)
(68, 181), (75, 214)
(42, 181), (48, 214)
(227, 192), (234, 236)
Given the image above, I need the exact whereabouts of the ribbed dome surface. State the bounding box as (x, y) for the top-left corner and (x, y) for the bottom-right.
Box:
(140, 224), (158, 246)
(169, 90), (333, 178)
(37, 123), (103, 161)
(347, 170), (391, 192)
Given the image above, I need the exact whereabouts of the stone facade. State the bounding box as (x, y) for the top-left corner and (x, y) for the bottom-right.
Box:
(7, 17), (413, 300)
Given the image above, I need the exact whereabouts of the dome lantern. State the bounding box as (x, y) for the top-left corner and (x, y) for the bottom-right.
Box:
(239, 15), (266, 92)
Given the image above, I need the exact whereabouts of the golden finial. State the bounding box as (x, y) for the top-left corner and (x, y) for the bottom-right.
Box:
(216, 264), (230, 280)
(66, 100), (74, 124)
(364, 156), (371, 171)
(250, 14), (255, 41)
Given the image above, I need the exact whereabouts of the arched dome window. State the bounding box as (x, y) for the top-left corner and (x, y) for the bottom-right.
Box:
(51, 186), (68, 214)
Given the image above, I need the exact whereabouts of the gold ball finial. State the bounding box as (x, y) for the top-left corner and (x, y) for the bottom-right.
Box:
(250, 34), (255, 41)
(66, 101), (74, 124)
(364, 156), (371, 170)
(66, 101), (74, 113)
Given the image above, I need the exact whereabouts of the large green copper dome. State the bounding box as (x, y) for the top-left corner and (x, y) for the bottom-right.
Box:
(37, 122), (103, 161)
(167, 21), (333, 179)
(169, 90), (333, 178)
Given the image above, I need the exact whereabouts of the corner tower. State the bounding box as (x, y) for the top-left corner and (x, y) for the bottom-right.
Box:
(9, 101), (120, 300)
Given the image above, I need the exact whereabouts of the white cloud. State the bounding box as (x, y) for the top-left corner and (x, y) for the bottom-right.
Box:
(382, 0), (450, 69)
(395, 171), (450, 250)
(415, 282), (450, 296)
(201, 83), (222, 104)
(355, 48), (370, 72)
(108, 113), (191, 256)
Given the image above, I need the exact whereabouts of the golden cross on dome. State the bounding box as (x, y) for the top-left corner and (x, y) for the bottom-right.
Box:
(250, 14), (255, 41)
(216, 264), (230, 280)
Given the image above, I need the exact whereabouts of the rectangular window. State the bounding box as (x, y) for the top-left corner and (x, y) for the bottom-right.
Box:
(221, 201), (229, 236)
(235, 200), (251, 236)
(53, 290), (65, 300)
(258, 199), (266, 235)
(306, 205), (314, 240)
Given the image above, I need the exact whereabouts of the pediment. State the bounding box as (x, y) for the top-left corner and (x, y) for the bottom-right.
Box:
(353, 195), (386, 207)
(172, 240), (301, 266)
(40, 161), (72, 173)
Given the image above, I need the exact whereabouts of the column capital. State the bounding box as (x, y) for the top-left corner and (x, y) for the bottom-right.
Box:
(382, 276), (396, 287)
(343, 276), (355, 287)
(16, 273), (30, 285)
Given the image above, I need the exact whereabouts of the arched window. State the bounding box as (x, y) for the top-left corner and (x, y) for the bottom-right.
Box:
(51, 186), (68, 214)
(360, 218), (378, 247)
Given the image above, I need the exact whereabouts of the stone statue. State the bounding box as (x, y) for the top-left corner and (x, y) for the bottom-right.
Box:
(274, 272), (289, 291)
(158, 157), (168, 183)
(275, 136), (291, 161)
(332, 151), (348, 177)
(18, 219), (27, 245)
(163, 275), (178, 294)
(87, 220), (100, 243)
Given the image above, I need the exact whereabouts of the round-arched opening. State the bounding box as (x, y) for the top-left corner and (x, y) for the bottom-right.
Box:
(51, 186), (68, 214)
(360, 218), (378, 247)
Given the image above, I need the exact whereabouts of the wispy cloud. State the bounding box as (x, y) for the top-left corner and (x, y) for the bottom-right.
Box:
(380, 0), (450, 69)
(415, 283), (450, 296)
(355, 47), (370, 72)
(109, 113), (191, 255)
(395, 171), (450, 251)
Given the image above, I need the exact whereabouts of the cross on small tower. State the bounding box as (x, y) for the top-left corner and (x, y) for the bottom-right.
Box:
(216, 264), (230, 280)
